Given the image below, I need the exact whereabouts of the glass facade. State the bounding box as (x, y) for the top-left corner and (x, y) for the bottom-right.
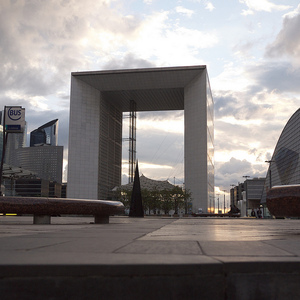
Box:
(206, 74), (215, 213)
(98, 98), (122, 199)
(4, 125), (27, 166)
(30, 119), (58, 147)
(0, 125), (3, 163)
(261, 108), (300, 204)
(16, 146), (63, 183)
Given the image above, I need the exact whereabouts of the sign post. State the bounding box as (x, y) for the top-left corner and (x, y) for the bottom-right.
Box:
(0, 106), (25, 195)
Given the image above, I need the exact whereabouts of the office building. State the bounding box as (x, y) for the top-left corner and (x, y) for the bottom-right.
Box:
(4, 125), (26, 166)
(68, 66), (214, 213)
(30, 119), (58, 147)
(16, 146), (63, 183)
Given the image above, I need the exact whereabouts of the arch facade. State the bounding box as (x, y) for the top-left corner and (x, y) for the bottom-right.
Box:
(68, 66), (214, 213)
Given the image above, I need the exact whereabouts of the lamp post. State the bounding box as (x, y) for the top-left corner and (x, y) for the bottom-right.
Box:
(265, 160), (275, 188)
(230, 184), (235, 206)
(217, 194), (220, 214)
(223, 190), (226, 213)
(243, 176), (251, 216)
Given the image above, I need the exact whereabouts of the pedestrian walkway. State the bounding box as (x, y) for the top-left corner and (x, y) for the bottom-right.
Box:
(0, 216), (299, 299)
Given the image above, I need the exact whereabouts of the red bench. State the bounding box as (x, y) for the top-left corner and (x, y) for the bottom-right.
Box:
(266, 185), (300, 218)
(0, 196), (124, 224)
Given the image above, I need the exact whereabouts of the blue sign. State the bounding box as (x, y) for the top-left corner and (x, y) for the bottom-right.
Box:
(5, 125), (21, 132)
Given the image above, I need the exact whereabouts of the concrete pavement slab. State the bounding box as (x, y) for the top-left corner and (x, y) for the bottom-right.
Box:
(140, 218), (300, 241)
(116, 240), (203, 255)
(0, 215), (300, 299)
(264, 240), (300, 256)
(199, 240), (295, 257)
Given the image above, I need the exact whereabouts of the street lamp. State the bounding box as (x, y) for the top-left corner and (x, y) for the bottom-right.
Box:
(243, 176), (251, 217)
(265, 160), (275, 188)
(216, 194), (220, 214)
(230, 184), (235, 206)
(223, 190), (226, 213)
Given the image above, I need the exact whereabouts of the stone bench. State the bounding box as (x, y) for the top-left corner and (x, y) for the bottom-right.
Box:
(0, 196), (124, 224)
(266, 184), (300, 218)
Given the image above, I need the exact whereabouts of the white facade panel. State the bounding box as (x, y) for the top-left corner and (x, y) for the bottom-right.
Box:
(67, 77), (100, 199)
(184, 70), (208, 212)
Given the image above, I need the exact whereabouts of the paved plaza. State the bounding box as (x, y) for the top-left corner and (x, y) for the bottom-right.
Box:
(0, 216), (300, 299)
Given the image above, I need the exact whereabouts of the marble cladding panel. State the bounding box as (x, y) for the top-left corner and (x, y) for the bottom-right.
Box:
(184, 71), (208, 212)
(68, 77), (100, 199)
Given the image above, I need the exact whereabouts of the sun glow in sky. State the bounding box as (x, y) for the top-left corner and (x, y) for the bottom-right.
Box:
(1, 0), (300, 196)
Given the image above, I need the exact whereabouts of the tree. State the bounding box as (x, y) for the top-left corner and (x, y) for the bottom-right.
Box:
(169, 186), (185, 214)
(182, 189), (192, 214)
(114, 185), (192, 216)
(160, 189), (173, 215)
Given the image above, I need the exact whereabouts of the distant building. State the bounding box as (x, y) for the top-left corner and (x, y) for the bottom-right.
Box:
(230, 183), (244, 206)
(61, 183), (67, 198)
(30, 119), (58, 147)
(14, 178), (62, 198)
(3, 124), (27, 166)
(16, 146), (63, 183)
(244, 178), (265, 210)
(230, 177), (265, 216)
(15, 178), (50, 197)
(1, 114), (63, 196)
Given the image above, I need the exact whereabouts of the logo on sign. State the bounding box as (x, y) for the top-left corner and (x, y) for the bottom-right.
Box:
(8, 107), (22, 121)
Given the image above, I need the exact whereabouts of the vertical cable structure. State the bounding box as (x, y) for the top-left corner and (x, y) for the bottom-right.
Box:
(128, 100), (136, 183)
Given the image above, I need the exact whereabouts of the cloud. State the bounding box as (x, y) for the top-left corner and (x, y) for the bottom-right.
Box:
(215, 157), (267, 190)
(218, 157), (252, 176)
(0, 0), (218, 114)
(247, 62), (300, 93)
(0, 0), (148, 110)
(125, 11), (218, 66)
(103, 53), (155, 70)
(122, 111), (184, 182)
(205, 2), (215, 12)
(175, 6), (195, 18)
(239, 0), (292, 15)
(265, 5), (300, 63)
(212, 57), (300, 191)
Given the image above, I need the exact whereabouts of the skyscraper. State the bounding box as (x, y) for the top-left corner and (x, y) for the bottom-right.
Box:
(16, 146), (63, 183)
(3, 124), (27, 166)
(30, 119), (58, 147)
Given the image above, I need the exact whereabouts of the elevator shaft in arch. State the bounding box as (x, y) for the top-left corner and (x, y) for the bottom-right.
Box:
(128, 100), (136, 183)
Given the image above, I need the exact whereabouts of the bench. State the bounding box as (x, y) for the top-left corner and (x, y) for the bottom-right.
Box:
(266, 185), (300, 218)
(0, 196), (125, 224)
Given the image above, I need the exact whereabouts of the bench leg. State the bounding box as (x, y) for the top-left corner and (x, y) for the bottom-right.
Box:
(34, 215), (51, 224)
(94, 215), (109, 224)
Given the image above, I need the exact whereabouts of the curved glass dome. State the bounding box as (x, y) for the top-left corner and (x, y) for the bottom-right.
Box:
(261, 108), (300, 203)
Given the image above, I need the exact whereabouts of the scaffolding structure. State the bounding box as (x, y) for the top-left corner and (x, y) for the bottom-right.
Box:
(123, 100), (137, 183)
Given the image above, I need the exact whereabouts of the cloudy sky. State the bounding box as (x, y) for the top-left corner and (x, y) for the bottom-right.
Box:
(1, 0), (300, 201)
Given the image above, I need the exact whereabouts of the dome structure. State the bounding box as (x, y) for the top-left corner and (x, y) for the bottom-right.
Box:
(261, 108), (300, 204)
